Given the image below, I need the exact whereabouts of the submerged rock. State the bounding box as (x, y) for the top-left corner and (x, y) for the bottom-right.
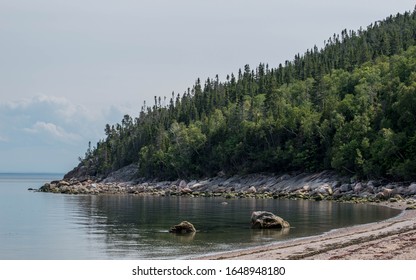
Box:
(250, 211), (290, 229)
(169, 221), (196, 234)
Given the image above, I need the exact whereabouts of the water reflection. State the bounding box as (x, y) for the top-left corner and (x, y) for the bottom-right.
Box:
(250, 227), (291, 243)
(60, 195), (400, 259)
(170, 232), (196, 242)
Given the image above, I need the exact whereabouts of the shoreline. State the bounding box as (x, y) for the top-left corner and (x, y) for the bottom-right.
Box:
(37, 170), (416, 259)
(196, 201), (416, 260)
(38, 170), (416, 204)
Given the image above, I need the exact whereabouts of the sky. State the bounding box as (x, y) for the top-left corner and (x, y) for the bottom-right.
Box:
(0, 0), (415, 173)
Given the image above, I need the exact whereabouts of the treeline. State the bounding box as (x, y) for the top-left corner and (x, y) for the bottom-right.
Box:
(81, 9), (416, 181)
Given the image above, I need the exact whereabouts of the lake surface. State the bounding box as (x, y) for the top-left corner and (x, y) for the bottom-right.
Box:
(0, 173), (401, 260)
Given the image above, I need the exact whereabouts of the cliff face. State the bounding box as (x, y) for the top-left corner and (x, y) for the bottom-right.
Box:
(63, 162), (97, 181)
(63, 163), (138, 183)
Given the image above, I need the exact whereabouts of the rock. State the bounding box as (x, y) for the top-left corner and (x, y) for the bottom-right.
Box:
(64, 163), (97, 181)
(358, 191), (372, 198)
(382, 188), (393, 198)
(189, 183), (204, 190)
(180, 187), (193, 195)
(340, 184), (352, 193)
(279, 174), (291, 181)
(214, 186), (226, 193)
(376, 192), (386, 200)
(312, 194), (324, 201)
(247, 186), (257, 193)
(406, 183), (416, 196)
(250, 211), (290, 229)
(169, 221), (196, 234)
(258, 186), (271, 193)
(39, 183), (51, 192)
(179, 180), (187, 189)
(302, 185), (311, 192)
(332, 189), (343, 199)
(353, 183), (363, 193)
(313, 183), (332, 196)
(366, 181), (379, 193)
(101, 164), (138, 183)
(58, 181), (70, 187)
(225, 193), (235, 199)
(331, 181), (341, 189)
(168, 184), (178, 192)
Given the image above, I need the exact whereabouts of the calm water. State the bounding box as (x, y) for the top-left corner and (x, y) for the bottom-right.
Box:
(0, 173), (401, 260)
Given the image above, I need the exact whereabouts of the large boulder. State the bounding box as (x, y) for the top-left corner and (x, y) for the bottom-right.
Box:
(405, 183), (416, 196)
(169, 221), (196, 234)
(250, 211), (290, 229)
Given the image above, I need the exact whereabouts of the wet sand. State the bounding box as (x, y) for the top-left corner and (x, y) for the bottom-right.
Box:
(197, 201), (416, 260)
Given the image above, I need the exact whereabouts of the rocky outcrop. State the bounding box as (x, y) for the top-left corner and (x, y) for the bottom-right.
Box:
(169, 221), (196, 234)
(101, 164), (139, 183)
(63, 163), (138, 183)
(250, 211), (290, 229)
(37, 170), (416, 204)
(63, 161), (98, 181)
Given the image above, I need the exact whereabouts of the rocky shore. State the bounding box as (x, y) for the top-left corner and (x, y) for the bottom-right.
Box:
(37, 165), (416, 206)
(36, 165), (416, 260)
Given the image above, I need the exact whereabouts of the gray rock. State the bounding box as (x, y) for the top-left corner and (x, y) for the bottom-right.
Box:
(58, 181), (70, 187)
(358, 191), (372, 198)
(382, 188), (393, 198)
(279, 174), (291, 181)
(101, 164), (138, 183)
(332, 189), (342, 199)
(169, 221), (196, 234)
(302, 185), (311, 192)
(180, 187), (193, 194)
(331, 181), (341, 189)
(247, 186), (257, 193)
(353, 183), (363, 193)
(179, 180), (187, 189)
(340, 184), (352, 193)
(406, 183), (416, 196)
(250, 211), (290, 229)
(315, 183), (332, 195)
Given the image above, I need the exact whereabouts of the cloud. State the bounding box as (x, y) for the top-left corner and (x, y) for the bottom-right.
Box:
(3, 94), (104, 122)
(0, 94), (128, 172)
(0, 94), (128, 143)
(24, 121), (82, 142)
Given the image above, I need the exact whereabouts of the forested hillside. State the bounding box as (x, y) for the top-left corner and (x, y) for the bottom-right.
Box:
(77, 9), (416, 181)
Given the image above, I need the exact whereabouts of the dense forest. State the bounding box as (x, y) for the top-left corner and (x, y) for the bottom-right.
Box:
(79, 9), (416, 181)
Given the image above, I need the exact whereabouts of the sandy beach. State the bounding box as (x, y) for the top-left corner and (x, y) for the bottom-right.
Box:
(198, 201), (416, 260)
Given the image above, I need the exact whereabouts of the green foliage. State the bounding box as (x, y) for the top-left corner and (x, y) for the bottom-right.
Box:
(80, 9), (416, 181)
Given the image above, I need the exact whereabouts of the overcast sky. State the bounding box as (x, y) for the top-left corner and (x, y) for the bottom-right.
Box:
(1, 0), (415, 173)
